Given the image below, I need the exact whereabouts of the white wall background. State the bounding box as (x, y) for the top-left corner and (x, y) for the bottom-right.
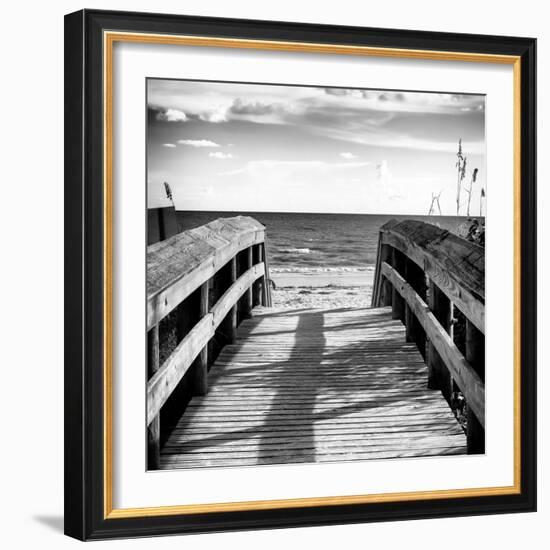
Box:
(0, 0), (546, 547)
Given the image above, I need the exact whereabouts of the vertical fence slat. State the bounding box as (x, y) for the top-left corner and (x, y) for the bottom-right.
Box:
(147, 325), (160, 469)
(404, 259), (415, 343)
(192, 282), (209, 396)
(465, 320), (485, 453)
(254, 245), (264, 306)
(429, 283), (453, 403)
(228, 257), (238, 342)
(260, 243), (271, 306)
(392, 249), (407, 323)
(245, 246), (253, 316)
(256, 244), (265, 305)
(391, 248), (404, 320)
(407, 261), (427, 358)
(426, 281), (438, 389)
(379, 244), (393, 307)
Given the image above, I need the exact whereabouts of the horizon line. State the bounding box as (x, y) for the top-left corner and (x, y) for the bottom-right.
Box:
(153, 207), (483, 218)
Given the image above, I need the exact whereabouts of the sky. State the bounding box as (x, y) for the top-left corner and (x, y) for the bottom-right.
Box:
(147, 79), (486, 215)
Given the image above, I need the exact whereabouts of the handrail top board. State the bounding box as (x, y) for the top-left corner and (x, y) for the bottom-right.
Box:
(379, 219), (485, 302)
(147, 216), (265, 300)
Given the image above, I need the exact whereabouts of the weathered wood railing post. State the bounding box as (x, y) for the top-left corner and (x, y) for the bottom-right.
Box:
(465, 320), (485, 453)
(427, 282), (453, 402)
(207, 277), (218, 364)
(191, 282), (209, 396)
(404, 259), (425, 346)
(406, 261), (427, 358)
(391, 248), (404, 321)
(379, 244), (393, 307)
(260, 243), (269, 306)
(224, 257), (237, 343)
(147, 325), (160, 470)
(237, 247), (254, 321)
(245, 246), (253, 316)
(253, 244), (263, 307)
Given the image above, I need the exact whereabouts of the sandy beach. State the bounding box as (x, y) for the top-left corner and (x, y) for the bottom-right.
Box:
(269, 267), (374, 309)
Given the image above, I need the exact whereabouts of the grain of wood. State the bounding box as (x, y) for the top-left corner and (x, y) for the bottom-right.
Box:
(372, 219), (484, 333)
(160, 306), (466, 468)
(147, 216), (265, 329)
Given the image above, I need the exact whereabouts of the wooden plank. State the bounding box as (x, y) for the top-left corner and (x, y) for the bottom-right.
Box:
(381, 262), (485, 426)
(173, 416), (463, 430)
(184, 394), (448, 408)
(178, 406), (455, 420)
(182, 399), (452, 413)
(160, 449), (467, 468)
(162, 434), (467, 457)
(174, 431), (461, 446)
(188, 387), (436, 398)
(161, 444), (466, 466)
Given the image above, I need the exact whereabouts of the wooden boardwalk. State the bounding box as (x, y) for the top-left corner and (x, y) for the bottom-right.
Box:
(160, 306), (466, 469)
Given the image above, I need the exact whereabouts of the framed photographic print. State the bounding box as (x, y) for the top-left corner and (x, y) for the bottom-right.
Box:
(64, 9), (536, 540)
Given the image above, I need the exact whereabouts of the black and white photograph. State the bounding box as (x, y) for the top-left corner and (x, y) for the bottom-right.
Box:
(145, 78), (486, 471)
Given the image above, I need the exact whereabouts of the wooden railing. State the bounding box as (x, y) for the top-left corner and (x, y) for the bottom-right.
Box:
(146, 216), (272, 468)
(372, 220), (485, 454)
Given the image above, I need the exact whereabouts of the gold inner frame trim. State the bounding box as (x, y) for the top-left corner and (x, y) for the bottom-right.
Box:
(103, 30), (522, 520)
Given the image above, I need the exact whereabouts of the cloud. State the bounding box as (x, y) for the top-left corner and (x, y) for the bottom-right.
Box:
(229, 98), (276, 116)
(321, 88), (483, 115)
(178, 139), (220, 148)
(324, 88), (352, 97)
(340, 152), (357, 159)
(162, 143), (176, 148)
(198, 106), (228, 123)
(150, 82), (485, 137)
(209, 152), (234, 160)
(157, 108), (188, 122)
(314, 122), (486, 154)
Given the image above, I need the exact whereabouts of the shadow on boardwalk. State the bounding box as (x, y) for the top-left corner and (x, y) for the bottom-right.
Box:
(257, 310), (325, 464)
(160, 307), (467, 469)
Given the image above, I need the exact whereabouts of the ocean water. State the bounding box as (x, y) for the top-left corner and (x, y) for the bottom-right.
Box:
(176, 211), (479, 271)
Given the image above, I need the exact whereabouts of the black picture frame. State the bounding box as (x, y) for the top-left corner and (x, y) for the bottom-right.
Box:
(64, 9), (536, 541)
